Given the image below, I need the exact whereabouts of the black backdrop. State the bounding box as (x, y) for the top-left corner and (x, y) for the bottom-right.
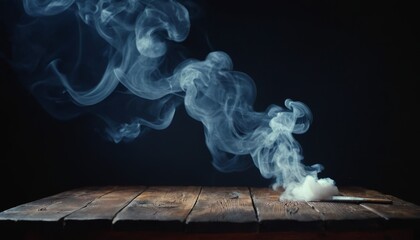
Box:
(1, 0), (418, 211)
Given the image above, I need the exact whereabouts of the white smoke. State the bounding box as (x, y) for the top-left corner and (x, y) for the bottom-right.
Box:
(15, 0), (338, 200)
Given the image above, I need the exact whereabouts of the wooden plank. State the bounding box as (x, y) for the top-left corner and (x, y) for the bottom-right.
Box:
(251, 187), (322, 231)
(307, 187), (385, 230)
(0, 186), (114, 223)
(113, 186), (201, 231)
(306, 201), (383, 229)
(1, 185), (419, 236)
(186, 187), (258, 232)
(340, 187), (420, 225)
(64, 186), (146, 229)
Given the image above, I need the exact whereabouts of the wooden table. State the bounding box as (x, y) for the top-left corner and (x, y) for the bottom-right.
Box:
(1, 186), (419, 239)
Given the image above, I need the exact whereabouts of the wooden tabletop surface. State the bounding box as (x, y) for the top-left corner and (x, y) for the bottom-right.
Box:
(1, 186), (419, 236)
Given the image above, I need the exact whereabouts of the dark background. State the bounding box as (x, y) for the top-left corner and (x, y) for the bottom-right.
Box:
(0, 0), (418, 211)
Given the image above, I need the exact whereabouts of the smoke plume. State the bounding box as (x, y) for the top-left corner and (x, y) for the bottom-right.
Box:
(10, 0), (338, 200)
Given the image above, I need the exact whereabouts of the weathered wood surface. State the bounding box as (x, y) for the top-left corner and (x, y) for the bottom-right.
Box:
(306, 200), (382, 230)
(113, 186), (201, 231)
(340, 187), (420, 224)
(186, 187), (257, 232)
(251, 187), (321, 231)
(0, 186), (114, 222)
(64, 186), (146, 228)
(0, 185), (419, 237)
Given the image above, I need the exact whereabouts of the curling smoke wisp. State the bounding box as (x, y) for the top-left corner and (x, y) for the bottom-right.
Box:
(12, 0), (338, 200)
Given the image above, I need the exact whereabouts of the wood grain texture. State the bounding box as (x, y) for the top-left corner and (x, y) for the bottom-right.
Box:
(0, 186), (114, 222)
(186, 187), (258, 232)
(0, 185), (419, 238)
(113, 186), (201, 231)
(251, 187), (322, 231)
(307, 187), (385, 230)
(63, 186), (146, 229)
(339, 187), (420, 224)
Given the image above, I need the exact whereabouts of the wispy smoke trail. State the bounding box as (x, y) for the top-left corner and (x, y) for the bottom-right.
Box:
(12, 0), (338, 200)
